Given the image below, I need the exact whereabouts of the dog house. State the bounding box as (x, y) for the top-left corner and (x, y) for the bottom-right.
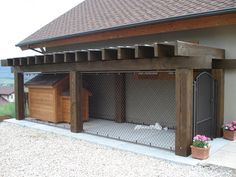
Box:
(26, 73), (91, 123)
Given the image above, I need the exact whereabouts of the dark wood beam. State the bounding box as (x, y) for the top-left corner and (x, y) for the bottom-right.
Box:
(27, 57), (35, 65)
(35, 56), (44, 65)
(21, 13), (236, 49)
(15, 56), (212, 73)
(173, 41), (225, 59)
(88, 50), (102, 61)
(175, 69), (193, 156)
(44, 54), (54, 64)
(53, 53), (65, 63)
(19, 58), (27, 66)
(153, 43), (175, 57)
(14, 72), (25, 120)
(64, 52), (76, 63)
(213, 59), (236, 69)
(135, 45), (154, 58)
(102, 48), (117, 60)
(1, 59), (13, 66)
(117, 47), (135, 59)
(212, 69), (224, 137)
(13, 58), (20, 66)
(115, 74), (126, 123)
(75, 51), (88, 62)
(70, 71), (83, 133)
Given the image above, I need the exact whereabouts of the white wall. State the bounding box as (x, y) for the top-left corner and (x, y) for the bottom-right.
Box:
(47, 25), (236, 123)
(2, 93), (14, 102)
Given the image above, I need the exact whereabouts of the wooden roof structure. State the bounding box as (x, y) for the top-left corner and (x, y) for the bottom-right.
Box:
(2, 40), (232, 71)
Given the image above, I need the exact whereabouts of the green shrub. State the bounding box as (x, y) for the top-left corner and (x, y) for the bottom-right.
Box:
(0, 103), (15, 117)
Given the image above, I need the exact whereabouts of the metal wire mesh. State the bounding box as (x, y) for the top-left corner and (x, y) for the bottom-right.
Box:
(83, 72), (176, 151)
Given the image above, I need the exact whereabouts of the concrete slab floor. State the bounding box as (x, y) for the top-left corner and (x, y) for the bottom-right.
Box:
(2, 118), (233, 168)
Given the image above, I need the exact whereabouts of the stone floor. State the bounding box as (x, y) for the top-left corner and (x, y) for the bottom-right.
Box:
(26, 117), (175, 150)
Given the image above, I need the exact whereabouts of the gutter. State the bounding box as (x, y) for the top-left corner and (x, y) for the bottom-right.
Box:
(16, 7), (236, 47)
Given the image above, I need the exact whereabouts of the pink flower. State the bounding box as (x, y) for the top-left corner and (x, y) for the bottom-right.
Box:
(232, 121), (236, 125)
(229, 127), (234, 131)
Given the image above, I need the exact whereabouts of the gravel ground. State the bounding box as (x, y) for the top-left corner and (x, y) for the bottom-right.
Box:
(0, 122), (235, 177)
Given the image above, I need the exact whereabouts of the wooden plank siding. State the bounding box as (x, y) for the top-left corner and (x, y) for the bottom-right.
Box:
(175, 69), (193, 156)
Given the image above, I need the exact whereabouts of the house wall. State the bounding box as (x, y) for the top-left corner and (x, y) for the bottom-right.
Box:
(2, 94), (14, 102)
(47, 25), (236, 123)
(84, 73), (176, 127)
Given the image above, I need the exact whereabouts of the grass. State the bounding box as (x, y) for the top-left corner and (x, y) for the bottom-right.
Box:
(0, 103), (15, 117)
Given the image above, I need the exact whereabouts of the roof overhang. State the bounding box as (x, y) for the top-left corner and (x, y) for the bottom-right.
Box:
(17, 8), (236, 50)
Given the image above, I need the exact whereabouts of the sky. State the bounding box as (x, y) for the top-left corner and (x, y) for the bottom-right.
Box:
(0, 0), (84, 59)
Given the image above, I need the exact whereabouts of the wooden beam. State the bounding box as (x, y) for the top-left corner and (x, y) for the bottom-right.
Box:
(70, 71), (83, 133)
(153, 43), (175, 57)
(13, 58), (20, 66)
(117, 47), (135, 59)
(212, 69), (224, 137)
(64, 52), (76, 63)
(115, 74), (126, 123)
(22, 13), (236, 49)
(88, 50), (102, 61)
(19, 58), (27, 66)
(44, 54), (54, 64)
(173, 41), (225, 59)
(53, 53), (65, 63)
(102, 48), (117, 60)
(213, 59), (236, 69)
(75, 51), (88, 62)
(14, 72), (25, 120)
(175, 69), (193, 156)
(27, 57), (35, 65)
(15, 56), (212, 73)
(35, 55), (44, 65)
(135, 45), (154, 58)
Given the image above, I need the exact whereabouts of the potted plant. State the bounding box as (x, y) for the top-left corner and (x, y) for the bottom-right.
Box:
(191, 135), (211, 160)
(222, 121), (236, 141)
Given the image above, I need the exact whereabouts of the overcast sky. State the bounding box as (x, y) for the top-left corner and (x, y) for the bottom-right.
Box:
(0, 0), (84, 59)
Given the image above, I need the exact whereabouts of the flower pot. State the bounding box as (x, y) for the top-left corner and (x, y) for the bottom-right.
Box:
(223, 130), (236, 141)
(190, 145), (210, 160)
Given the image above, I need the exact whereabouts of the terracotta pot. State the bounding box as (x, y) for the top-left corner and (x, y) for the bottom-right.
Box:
(191, 145), (210, 160)
(223, 130), (236, 141)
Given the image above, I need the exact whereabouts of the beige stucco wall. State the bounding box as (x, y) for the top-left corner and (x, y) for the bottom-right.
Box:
(47, 25), (236, 123)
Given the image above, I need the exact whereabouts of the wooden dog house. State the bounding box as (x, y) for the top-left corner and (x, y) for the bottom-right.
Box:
(26, 73), (91, 123)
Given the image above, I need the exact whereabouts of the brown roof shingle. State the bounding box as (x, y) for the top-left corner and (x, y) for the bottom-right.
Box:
(0, 87), (14, 95)
(17, 0), (236, 46)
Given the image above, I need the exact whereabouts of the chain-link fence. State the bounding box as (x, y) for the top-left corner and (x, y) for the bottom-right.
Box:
(83, 72), (176, 151)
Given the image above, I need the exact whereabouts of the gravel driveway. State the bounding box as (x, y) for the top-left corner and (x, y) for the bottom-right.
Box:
(0, 122), (235, 177)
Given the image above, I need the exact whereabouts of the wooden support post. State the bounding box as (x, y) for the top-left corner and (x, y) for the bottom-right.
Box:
(70, 71), (83, 133)
(13, 58), (20, 66)
(14, 72), (25, 120)
(175, 69), (193, 156)
(115, 74), (126, 123)
(212, 69), (224, 137)
(117, 47), (135, 59)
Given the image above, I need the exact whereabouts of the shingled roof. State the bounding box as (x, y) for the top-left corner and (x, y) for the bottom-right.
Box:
(17, 0), (236, 47)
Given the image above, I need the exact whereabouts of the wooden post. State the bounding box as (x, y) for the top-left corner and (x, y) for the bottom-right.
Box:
(212, 69), (224, 137)
(14, 72), (25, 120)
(115, 74), (126, 123)
(175, 69), (193, 156)
(70, 71), (83, 132)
